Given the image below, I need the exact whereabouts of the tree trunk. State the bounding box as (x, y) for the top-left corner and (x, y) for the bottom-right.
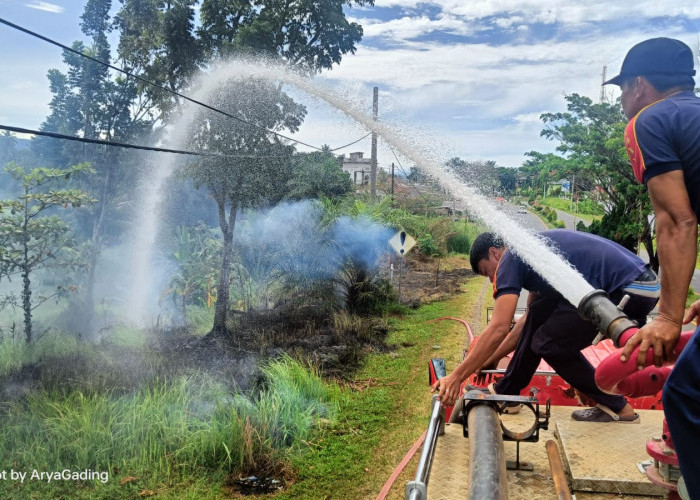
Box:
(212, 201), (237, 336)
(21, 197), (32, 343)
(83, 167), (110, 338)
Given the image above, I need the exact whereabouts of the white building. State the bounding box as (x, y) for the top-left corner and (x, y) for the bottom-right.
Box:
(342, 151), (372, 185)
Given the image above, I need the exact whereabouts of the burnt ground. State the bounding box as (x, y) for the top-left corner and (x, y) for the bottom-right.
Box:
(0, 257), (475, 409)
(393, 256), (475, 308)
(0, 256), (476, 496)
(140, 256), (476, 392)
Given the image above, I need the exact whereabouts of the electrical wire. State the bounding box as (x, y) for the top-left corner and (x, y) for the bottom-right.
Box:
(388, 146), (435, 204)
(328, 132), (372, 152)
(0, 16), (371, 154)
(0, 124), (281, 158)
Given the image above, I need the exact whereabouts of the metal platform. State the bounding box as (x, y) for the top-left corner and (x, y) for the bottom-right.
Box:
(424, 406), (667, 499)
(555, 406), (667, 497)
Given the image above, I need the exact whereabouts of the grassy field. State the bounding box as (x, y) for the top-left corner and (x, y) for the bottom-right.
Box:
(0, 262), (489, 499)
(258, 273), (489, 500)
(538, 197), (602, 223)
(0, 350), (340, 499)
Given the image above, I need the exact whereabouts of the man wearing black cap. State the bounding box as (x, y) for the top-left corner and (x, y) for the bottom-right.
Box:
(604, 37), (700, 498)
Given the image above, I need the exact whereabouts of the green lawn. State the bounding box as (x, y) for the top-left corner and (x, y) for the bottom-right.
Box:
(263, 275), (488, 500)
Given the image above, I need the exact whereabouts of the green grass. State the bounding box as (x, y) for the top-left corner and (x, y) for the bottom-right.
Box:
(539, 197), (601, 222)
(0, 257), (486, 499)
(0, 333), (92, 377)
(0, 356), (338, 499)
(260, 275), (487, 499)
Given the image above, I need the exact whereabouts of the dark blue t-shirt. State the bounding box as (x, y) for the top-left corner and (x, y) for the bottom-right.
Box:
(493, 230), (647, 299)
(625, 91), (700, 219)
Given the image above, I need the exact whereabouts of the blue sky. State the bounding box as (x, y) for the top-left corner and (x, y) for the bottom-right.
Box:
(2, 1), (700, 168)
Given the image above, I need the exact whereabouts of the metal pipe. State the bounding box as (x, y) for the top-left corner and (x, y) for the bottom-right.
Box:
(577, 289), (637, 346)
(405, 395), (445, 500)
(546, 439), (573, 500)
(467, 403), (508, 500)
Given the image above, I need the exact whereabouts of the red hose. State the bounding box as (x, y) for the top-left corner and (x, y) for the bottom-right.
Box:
(428, 316), (474, 342)
(595, 329), (693, 396)
(375, 430), (427, 500)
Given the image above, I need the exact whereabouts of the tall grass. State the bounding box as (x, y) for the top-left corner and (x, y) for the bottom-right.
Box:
(0, 356), (337, 497)
(0, 333), (91, 377)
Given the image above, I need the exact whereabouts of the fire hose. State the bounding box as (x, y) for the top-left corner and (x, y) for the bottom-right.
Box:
(577, 289), (693, 397)
(579, 289), (693, 499)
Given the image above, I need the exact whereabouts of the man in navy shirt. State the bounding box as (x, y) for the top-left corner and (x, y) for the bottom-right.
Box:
(432, 230), (659, 422)
(604, 37), (700, 498)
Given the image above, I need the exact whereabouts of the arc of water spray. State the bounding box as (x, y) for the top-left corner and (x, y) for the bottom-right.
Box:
(223, 60), (595, 306)
(127, 57), (595, 324)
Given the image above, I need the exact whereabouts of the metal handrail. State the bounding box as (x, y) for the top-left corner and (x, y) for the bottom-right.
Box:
(405, 395), (445, 500)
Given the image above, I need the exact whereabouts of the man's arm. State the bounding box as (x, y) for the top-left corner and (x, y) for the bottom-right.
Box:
(478, 312), (526, 371)
(621, 170), (698, 367)
(479, 292), (536, 370)
(431, 293), (518, 406)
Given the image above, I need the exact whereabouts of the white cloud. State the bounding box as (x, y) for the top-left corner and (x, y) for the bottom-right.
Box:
(373, 0), (700, 26)
(4, 0), (700, 171)
(25, 1), (64, 13)
(359, 14), (473, 41)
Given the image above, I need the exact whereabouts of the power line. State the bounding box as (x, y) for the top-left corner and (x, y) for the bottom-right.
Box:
(388, 146), (434, 204)
(0, 16), (334, 152)
(1, 124), (271, 158)
(329, 132), (372, 152)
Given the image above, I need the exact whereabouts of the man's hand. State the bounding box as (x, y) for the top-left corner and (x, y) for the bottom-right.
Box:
(430, 373), (461, 407)
(683, 299), (700, 325)
(620, 316), (682, 368)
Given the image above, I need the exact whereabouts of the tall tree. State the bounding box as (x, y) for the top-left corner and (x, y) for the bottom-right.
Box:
(34, 0), (160, 334)
(184, 79), (305, 335)
(446, 157), (500, 196)
(198, 0), (373, 71)
(0, 131), (17, 167)
(0, 164), (96, 342)
(115, 0), (203, 117)
(530, 93), (656, 268)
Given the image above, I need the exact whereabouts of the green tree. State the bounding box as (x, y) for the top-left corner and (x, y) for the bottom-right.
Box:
(286, 149), (352, 200)
(0, 163), (96, 343)
(495, 166), (517, 196)
(531, 94), (656, 268)
(163, 225), (220, 321)
(0, 131), (17, 167)
(198, 0), (374, 71)
(115, 0), (203, 117)
(446, 158), (500, 196)
(184, 79), (305, 335)
(34, 0), (160, 334)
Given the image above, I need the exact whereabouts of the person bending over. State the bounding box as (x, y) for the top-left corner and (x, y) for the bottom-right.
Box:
(432, 230), (659, 423)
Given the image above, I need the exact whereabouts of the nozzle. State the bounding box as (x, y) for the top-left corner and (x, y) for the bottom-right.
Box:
(578, 289), (638, 347)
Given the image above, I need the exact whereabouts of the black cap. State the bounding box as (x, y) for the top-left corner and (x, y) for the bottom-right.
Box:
(604, 37), (696, 86)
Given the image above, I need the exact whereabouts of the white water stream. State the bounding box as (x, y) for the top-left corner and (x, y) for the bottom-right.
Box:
(126, 59), (595, 324)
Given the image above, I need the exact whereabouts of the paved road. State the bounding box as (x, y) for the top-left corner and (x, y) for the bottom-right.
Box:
(555, 209), (591, 230)
(691, 269), (700, 293)
(501, 202), (547, 232)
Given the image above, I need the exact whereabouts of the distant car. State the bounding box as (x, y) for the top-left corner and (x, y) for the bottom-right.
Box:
(517, 205), (528, 214)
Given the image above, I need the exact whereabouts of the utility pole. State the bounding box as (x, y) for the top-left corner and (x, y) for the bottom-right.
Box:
(600, 66), (607, 103)
(391, 162), (395, 201)
(370, 86), (378, 199)
(570, 174), (575, 210)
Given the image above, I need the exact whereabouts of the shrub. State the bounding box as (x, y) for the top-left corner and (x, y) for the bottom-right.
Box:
(446, 233), (471, 254)
(417, 233), (440, 257)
